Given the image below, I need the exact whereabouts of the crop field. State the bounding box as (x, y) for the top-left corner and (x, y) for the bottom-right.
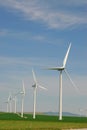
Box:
(0, 112), (87, 130)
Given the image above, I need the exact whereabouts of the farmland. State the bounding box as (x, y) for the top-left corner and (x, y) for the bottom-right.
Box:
(0, 112), (87, 130)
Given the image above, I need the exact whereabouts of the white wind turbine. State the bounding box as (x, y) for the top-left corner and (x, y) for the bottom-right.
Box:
(13, 95), (17, 113)
(13, 92), (19, 114)
(4, 96), (9, 112)
(8, 93), (12, 113)
(20, 80), (25, 118)
(47, 43), (78, 120)
(32, 69), (47, 119)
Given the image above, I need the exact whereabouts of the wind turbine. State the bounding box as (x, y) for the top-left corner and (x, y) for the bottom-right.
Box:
(8, 93), (12, 113)
(14, 95), (17, 113)
(4, 93), (11, 113)
(47, 43), (73, 120)
(4, 99), (9, 112)
(79, 108), (83, 117)
(20, 80), (25, 118)
(13, 93), (19, 113)
(32, 69), (47, 119)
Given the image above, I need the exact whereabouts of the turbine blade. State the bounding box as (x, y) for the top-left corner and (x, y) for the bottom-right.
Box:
(45, 67), (64, 71)
(8, 96), (9, 102)
(8, 92), (12, 101)
(38, 85), (47, 90)
(4, 101), (8, 103)
(64, 69), (80, 93)
(15, 92), (20, 96)
(63, 43), (71, 68)
(32, 69), (37, 83)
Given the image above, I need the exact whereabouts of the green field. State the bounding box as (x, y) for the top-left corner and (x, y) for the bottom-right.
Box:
(0, 112), (87, 130)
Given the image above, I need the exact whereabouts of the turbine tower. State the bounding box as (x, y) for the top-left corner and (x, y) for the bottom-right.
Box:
(47, 43), (71, 120)
(32, 69), (47, 119)
(20, 80), (25, 118)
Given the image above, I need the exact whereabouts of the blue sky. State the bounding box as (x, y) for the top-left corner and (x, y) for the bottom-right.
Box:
(0, 0), (87, 115)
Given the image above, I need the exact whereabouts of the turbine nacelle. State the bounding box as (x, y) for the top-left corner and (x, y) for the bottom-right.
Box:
(32, 84), (36, 88)
(20, 91), (25, 95)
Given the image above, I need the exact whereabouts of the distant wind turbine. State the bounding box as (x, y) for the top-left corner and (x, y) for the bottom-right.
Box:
(20, 80), (25, 118)
(14, 95), (17, 113)
(8, 93), (12, 113)
(13, 92), (19, 114)
(4, 99), (9, 112)
(46, 43), (79, 120)
(32, 69), (47, 119)
(4, 94), (11, 113)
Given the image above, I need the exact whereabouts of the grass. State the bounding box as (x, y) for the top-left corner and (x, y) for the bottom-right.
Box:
(0, 112), (87, 130)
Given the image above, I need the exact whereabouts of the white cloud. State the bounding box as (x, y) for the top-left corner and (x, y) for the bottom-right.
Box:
(63, 0), (87, 6)
(0, 56), (50, 67)
(0, 0), (87, 29)
(0, 29), (46, 42)
(0, 29), (65, 46)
